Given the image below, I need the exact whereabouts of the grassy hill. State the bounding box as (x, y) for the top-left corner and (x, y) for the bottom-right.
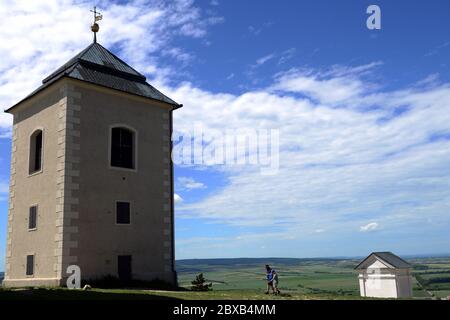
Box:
(0, 257), (448, 300)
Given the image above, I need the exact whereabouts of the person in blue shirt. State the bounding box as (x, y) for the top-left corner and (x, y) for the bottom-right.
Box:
(265, 265), (280, 295)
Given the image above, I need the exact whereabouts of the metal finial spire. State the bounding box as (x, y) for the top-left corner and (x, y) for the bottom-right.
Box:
(90, 6), (103, 43)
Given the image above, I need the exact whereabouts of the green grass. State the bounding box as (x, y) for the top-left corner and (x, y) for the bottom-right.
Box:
(0, 287), (365, 300)
(432, 290), (450, 299)
(0, 287), (179, 300)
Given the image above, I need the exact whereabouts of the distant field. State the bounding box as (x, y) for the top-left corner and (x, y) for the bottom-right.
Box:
(408, 257), (450, 298)
(176, 257), (450, 299)
(176, 258), (362, 298)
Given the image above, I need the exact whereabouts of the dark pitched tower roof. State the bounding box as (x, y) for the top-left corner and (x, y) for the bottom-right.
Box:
(6, 42), (181, 112)
(355, 252), (411, 270)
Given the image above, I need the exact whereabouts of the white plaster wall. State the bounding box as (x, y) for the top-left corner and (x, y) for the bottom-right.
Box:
(362, 273), (398, 298)
(358, 276), (366, 297)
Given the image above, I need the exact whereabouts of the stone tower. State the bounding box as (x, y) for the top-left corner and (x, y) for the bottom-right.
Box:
(2, 42), (181, 287)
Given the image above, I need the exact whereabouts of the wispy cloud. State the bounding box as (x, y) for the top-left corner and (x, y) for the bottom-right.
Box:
(256, 54), (276, 66)
(244, 52), (277, 85)
(226, 73), (235, 80)
(278, 48), (296, 65)
(247, 22), (274, 37)
(271, 62), (383, 105)
(360, 222), (379, 232)
(248, 25), (262, 36)
(414, 73), (441, 88)
(252, 49), (297, 68)
(164, 47), (194, 63)
(425, 41), (450, 57)
(177, 177), (207, 190)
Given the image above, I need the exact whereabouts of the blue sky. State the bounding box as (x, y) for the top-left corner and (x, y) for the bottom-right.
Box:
(1, 0), (450, 269)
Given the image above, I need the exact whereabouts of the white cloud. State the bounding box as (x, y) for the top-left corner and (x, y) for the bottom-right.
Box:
(256, 54), (276, 66)
(360, 222), (379, 232)
(177, 177), (206, 190)
(166, 70), (450, 235)
(174, 193), (183, 204)
(271, 62), (382, 105)
(0, 0), (223, 135)
(164, 47), (193, 63)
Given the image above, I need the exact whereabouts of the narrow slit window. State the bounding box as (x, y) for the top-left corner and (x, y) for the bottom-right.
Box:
(29, 206), (37, 230)
(26, 255), (34, 276)
(29, 130), (43, 174)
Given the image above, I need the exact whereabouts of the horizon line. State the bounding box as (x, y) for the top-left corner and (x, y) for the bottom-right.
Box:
(175, 252), (450, 261)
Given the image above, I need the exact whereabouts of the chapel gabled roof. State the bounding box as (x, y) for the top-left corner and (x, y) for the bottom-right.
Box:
(6, 42), (181, 112)
(354, 252), (411, 270)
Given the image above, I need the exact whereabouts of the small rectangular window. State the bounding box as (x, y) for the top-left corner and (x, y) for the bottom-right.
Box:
(116, 202), (130, 224)
(118, 255), (132, 281)
(29, 206), (37, 230)
(26, 255), (34, 276)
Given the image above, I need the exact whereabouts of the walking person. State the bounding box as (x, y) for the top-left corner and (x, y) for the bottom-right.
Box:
(265, 264), (281, 295)
(272, 268), (281, 295)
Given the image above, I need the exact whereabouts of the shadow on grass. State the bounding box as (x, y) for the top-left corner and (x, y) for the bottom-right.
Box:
(0, 288), (181, 301)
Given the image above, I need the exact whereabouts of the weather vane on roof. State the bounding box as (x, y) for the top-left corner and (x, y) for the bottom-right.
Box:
(90, 6), (103, 43)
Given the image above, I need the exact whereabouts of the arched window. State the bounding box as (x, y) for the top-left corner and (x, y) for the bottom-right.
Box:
(29, 129), (43, 174)
(111, 127), (135, 169)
